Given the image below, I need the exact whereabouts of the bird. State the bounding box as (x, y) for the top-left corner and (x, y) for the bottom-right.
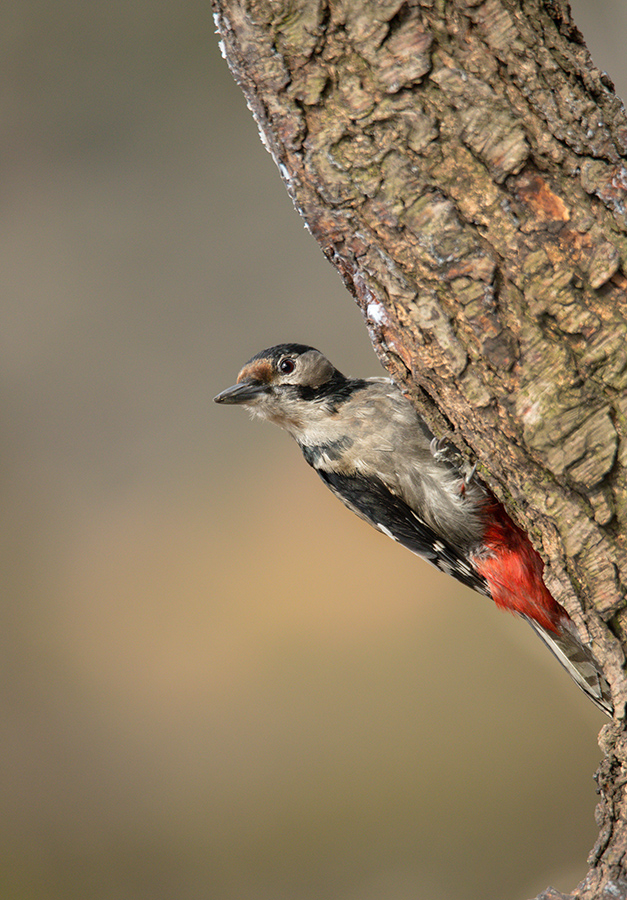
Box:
(214, 343), (612, 715)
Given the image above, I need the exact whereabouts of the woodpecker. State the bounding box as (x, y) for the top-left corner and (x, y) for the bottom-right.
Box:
(214, 343), (612, 715)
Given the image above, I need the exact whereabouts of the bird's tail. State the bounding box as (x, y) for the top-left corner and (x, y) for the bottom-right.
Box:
(526, 616), (613, 716)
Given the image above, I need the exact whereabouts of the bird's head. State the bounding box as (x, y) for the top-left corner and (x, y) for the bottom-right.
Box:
(214, 344), (346, 433)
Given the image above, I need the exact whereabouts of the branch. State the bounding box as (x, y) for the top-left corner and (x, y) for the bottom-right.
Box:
(212, 1), (627, 896)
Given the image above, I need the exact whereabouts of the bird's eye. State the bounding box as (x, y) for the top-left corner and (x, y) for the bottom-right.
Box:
(278, 358), (295, 375)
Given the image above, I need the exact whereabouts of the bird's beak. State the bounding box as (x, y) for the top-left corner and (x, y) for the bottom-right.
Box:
(213, 379), (267, 405)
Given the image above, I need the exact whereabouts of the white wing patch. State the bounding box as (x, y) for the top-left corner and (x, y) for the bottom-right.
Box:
(378, 523), (399, 541)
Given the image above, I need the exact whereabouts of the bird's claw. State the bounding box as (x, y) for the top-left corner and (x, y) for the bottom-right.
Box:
(430, 437), (476, 494)
(459, 463), (477, 496)
(430, 436), (454, 462)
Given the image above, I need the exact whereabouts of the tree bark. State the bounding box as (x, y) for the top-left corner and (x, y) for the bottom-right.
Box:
(211, 1), (627, 896)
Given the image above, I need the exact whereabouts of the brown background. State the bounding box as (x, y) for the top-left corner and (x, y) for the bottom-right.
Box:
(0, 2), (624, 898)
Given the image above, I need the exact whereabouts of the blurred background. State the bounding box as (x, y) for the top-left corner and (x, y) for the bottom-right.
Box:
(0, 2), (623, 898)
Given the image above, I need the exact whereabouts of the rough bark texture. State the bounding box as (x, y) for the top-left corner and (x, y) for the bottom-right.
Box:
(211, 0), (627, 896)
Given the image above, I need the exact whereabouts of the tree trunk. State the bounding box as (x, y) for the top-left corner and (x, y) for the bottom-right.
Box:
(211, 1), (627, 896)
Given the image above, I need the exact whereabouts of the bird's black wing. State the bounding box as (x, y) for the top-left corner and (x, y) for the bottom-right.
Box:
(316, 468), (489, 596)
